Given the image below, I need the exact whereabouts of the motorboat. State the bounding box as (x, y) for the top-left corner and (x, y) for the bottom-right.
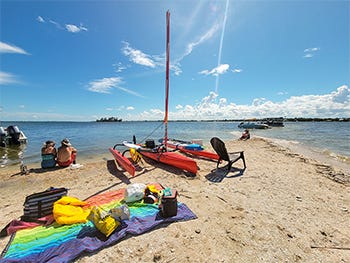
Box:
(0, 125), (28, 147)
(238, 122), (269, 129)
(261, 117), (284, 127)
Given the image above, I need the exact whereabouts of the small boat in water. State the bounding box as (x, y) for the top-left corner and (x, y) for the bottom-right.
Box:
(261, 117), (284, 127)
(238, 122), (269, 129)
(0, 125), (27, 147)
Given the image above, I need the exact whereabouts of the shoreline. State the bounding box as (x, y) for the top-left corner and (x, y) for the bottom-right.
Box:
(2, 136), (349, 177)
(1, 121), (349, 170)
(258, 136), (350, 175)
(0, 137), (349, 262)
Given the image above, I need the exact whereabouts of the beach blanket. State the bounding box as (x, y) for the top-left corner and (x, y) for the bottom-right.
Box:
(0, 184), (197, 263)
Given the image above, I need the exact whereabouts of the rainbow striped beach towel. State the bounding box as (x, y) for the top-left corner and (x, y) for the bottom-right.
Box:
(0, 184), (197, 263)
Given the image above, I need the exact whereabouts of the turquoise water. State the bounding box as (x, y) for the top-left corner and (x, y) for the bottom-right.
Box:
(1, 121), (349, 168)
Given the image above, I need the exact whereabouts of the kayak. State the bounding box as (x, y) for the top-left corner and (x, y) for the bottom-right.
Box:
(166, 139), (219, 161)
(123, 142), (198, 175)
(140, 150), (198, 175)
(109, 147), (136, 176)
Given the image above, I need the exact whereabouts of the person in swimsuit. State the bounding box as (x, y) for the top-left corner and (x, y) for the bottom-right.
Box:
(239, 129), (250, 141)
(57, 138), (77, 167)
(41, 140), (57, 168)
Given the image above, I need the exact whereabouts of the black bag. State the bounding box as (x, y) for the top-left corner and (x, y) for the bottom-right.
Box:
(21, 187), (68, 221)
(145, 139), (155, 149)
(160, 190), (178, 218)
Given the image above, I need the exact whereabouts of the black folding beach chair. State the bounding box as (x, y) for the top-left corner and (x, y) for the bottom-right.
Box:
(210, 137), (246, 174)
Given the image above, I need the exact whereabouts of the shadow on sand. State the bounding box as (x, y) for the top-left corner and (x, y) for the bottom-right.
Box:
(205, 166), (246, 183)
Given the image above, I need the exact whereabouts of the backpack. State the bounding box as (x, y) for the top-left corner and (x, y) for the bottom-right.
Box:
(21, 187), (68, 222)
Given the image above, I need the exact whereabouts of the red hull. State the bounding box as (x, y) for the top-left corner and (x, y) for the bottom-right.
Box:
(109, 148), (136, 176)
(166, 141), (219, 161)
(140, 150), (198, 174)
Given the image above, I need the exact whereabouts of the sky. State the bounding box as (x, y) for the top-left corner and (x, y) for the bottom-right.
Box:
(0, 0), (349, 121)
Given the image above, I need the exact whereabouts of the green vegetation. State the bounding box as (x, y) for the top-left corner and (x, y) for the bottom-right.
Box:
(96, 117), (122, 122)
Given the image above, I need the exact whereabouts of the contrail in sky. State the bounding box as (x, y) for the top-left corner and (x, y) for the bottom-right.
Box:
(215, 0), (230, 93)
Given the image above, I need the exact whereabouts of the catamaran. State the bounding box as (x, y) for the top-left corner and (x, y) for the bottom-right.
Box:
(109, 11), (198, 175)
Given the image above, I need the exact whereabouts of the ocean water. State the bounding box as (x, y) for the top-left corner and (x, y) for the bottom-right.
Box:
(1, 121), (349, 170)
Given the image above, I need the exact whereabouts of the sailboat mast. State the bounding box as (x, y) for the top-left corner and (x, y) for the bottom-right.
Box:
(164, 10), (170, 148)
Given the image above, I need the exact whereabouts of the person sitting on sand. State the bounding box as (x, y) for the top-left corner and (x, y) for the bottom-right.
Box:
(57, 138), (77, 167)
(41, 140), (57, 168)
(239, 129), (250, 141)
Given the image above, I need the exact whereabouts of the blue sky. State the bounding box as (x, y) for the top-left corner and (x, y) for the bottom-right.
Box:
(0, 0), (349, 121)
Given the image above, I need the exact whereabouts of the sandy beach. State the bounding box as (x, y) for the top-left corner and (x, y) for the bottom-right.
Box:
(0, 137), (349, 262)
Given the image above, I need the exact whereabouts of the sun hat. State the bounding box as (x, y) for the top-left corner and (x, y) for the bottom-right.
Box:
(61, 138), (71, 146)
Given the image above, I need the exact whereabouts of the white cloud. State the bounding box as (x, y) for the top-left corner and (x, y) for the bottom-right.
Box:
(304, 47), (320, 52)
(120, 21), (220, 75)
(3, 85), (349, 121)
(49, 19), (63, 30)
(37, 16), (88, 33)
(232, 68), (242, 73)
(88, 77), (144, 97)
(330, 85), (349, 103)
(126, 85), (350, 120)
(114, 62), (127, 73)
(120, 20), (219, 76)
(303, 53), (313, 58)
(303, 47), (320, 58)
(116, 86), (145, 98)
(105, 105), (134, 111)
(88, 77), (123, 94)
(137, 108), (165, 120)
(199, 64), (229, 76)
(169, 22), (220, 75)
(179, 22), (220, 61)
(0, 42), (29, 55)
(65, 24), (88, 33)
(0, 71), (18, 85)
(122, 42), (156, 68)
(252, 98), (267, 107)
(37, 16), (45, 23)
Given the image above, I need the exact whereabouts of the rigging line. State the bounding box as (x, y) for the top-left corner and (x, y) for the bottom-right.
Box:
(138, 121), (164, 144)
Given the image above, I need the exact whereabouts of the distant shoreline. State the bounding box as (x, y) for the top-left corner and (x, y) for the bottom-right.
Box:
(1, 118), (349, 123)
